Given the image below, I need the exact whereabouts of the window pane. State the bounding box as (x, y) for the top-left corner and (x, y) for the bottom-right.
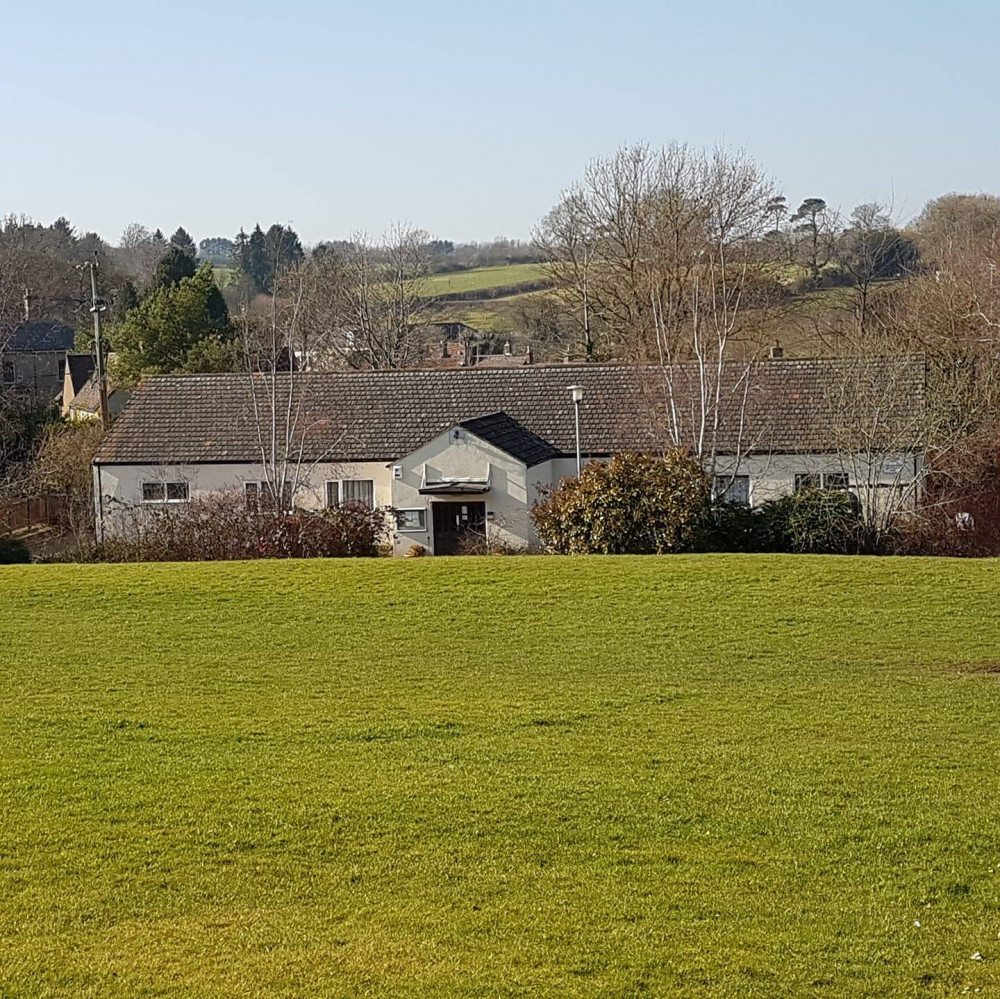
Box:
(326, 481), (339, 508)
(245, 482), (259, 511)
(396, 509), (426, 531)
(794, 473), (821, 492)
(341, 479), (374, 509)
(823, 473), (849, 490)
(166, 482), (189, 502)
(2, 359), (15, 382)
(714, 475), (750, 506)
(142, 482), (165, 502)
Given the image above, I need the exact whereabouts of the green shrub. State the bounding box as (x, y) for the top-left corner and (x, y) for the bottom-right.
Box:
(697, 501), (768, 553)
(0, 536), (31, 564)
(531, 451), (710, 555)
(758, 488), (863, 554)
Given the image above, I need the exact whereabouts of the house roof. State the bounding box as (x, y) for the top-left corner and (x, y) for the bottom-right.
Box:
(70, 375), (124, 415)
(93, 358), (927, 466)
(66, 354), (96, 396)
(2, 319), (76, 353)
(459, 412), (560, 467)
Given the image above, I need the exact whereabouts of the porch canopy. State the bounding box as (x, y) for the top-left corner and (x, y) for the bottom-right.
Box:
(419, 479), (491, 495)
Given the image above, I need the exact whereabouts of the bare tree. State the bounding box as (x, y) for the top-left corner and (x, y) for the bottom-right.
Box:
(117, 223), (165, 284)
(534, 191), (600, 359)
(825, 342), (932, 543)
(299, 224), (435, 370)
(538, 143), (787, 474)
(835, 202), (916, 334)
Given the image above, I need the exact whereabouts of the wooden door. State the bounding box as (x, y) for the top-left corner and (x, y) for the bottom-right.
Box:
(432, 501), (486, 555)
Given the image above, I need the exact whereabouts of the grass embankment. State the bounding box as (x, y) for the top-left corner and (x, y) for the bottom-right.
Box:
(2, 556), (1000, 997)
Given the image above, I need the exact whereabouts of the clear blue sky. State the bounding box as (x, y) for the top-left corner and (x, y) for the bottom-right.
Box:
(3, 0), (997, 246)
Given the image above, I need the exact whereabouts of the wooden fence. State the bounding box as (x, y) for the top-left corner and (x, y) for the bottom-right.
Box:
(0, 494), (68, 534)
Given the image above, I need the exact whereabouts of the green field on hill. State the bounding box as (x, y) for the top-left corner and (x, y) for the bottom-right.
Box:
(2, 555), (1000, 997)
(421, 263), (549, 297)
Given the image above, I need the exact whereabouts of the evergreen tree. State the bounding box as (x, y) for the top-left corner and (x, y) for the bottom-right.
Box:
(170, 226), (197, 259)
(49, 216), (76, 245)
(232, 228), (249, 272)
(116, 279), (141, 319)
(113, 264), (232, 382)
(150, 245), (198, 291)
(264, 223), (305, 282)
(244, 224), (269, 293)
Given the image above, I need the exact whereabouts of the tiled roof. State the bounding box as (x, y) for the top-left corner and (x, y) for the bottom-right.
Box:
(459, 412), (560, 467)
(94, 359), (926, 466)
(2, 319), (76, 352)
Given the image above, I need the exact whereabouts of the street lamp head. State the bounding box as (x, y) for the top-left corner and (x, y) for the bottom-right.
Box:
(568, 384), (584, 404)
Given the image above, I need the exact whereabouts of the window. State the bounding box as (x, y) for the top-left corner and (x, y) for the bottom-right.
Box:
(713, 475), (750, 506)
(141, 481), (189, 503)
(245, 481), (293, 512)
(326, 479), (375, 510)
(395, 508), (426, 532)
(1, 359), (14, 384)
(796, 472), (850, 493)
(166, 482), (189, 502)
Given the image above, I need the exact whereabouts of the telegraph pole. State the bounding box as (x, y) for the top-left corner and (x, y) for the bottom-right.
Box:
(86, 254), (111, 430)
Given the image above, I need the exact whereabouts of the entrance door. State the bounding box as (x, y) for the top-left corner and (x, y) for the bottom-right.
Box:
(432, 501), (486, 555)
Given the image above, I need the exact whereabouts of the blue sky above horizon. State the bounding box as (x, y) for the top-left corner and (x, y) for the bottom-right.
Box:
(3, 0), (997, 246)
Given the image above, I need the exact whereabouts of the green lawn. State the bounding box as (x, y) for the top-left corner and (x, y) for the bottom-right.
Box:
(2, 556), (1000, 997)
(421, 263), (549, 297)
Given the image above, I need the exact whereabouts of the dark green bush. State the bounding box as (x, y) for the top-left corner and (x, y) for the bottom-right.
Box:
(0, 535), (31, 564)
(531, 451), (710, 555)
(698, 489), (864, 554)
(758, 488), (863, 554)
(697, 501), (767, 553)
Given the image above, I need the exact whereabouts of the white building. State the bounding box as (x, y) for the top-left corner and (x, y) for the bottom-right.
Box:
(92, 359), (927, 554)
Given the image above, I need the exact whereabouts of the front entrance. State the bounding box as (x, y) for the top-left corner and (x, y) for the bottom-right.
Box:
(432, 501), (486, 555)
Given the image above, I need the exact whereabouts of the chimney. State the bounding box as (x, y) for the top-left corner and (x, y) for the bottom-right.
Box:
(503, 340), (511, 356)
(769, 341), (784, 359)
(22, 288), (31, 322)
(440, 339), (448, 359)
(525, 344), (533, 365)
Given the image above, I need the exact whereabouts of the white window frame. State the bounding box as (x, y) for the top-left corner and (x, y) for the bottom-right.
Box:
(326, 478), (375, 510)
(795, 472), (851, 493)
(141, 481), (189, 504)
(395, 508), (426, 532)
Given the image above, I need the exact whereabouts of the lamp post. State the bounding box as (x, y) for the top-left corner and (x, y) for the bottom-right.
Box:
(567, 384), (584, 476)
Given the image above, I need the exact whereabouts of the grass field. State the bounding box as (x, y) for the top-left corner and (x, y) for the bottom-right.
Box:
(2, 556), (1000, 997)
(421, 263), (549, 297)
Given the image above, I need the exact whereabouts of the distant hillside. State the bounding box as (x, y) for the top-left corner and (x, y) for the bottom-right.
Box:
(421, 263), (551, 300)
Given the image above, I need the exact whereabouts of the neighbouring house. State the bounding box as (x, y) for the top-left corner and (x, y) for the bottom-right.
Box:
(92, 358), (927, 554)
(0, 319), (76, 401)
(61, 354), (95, 417)
(65, 366), (129, 422)
(422, 322), (530, 369)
